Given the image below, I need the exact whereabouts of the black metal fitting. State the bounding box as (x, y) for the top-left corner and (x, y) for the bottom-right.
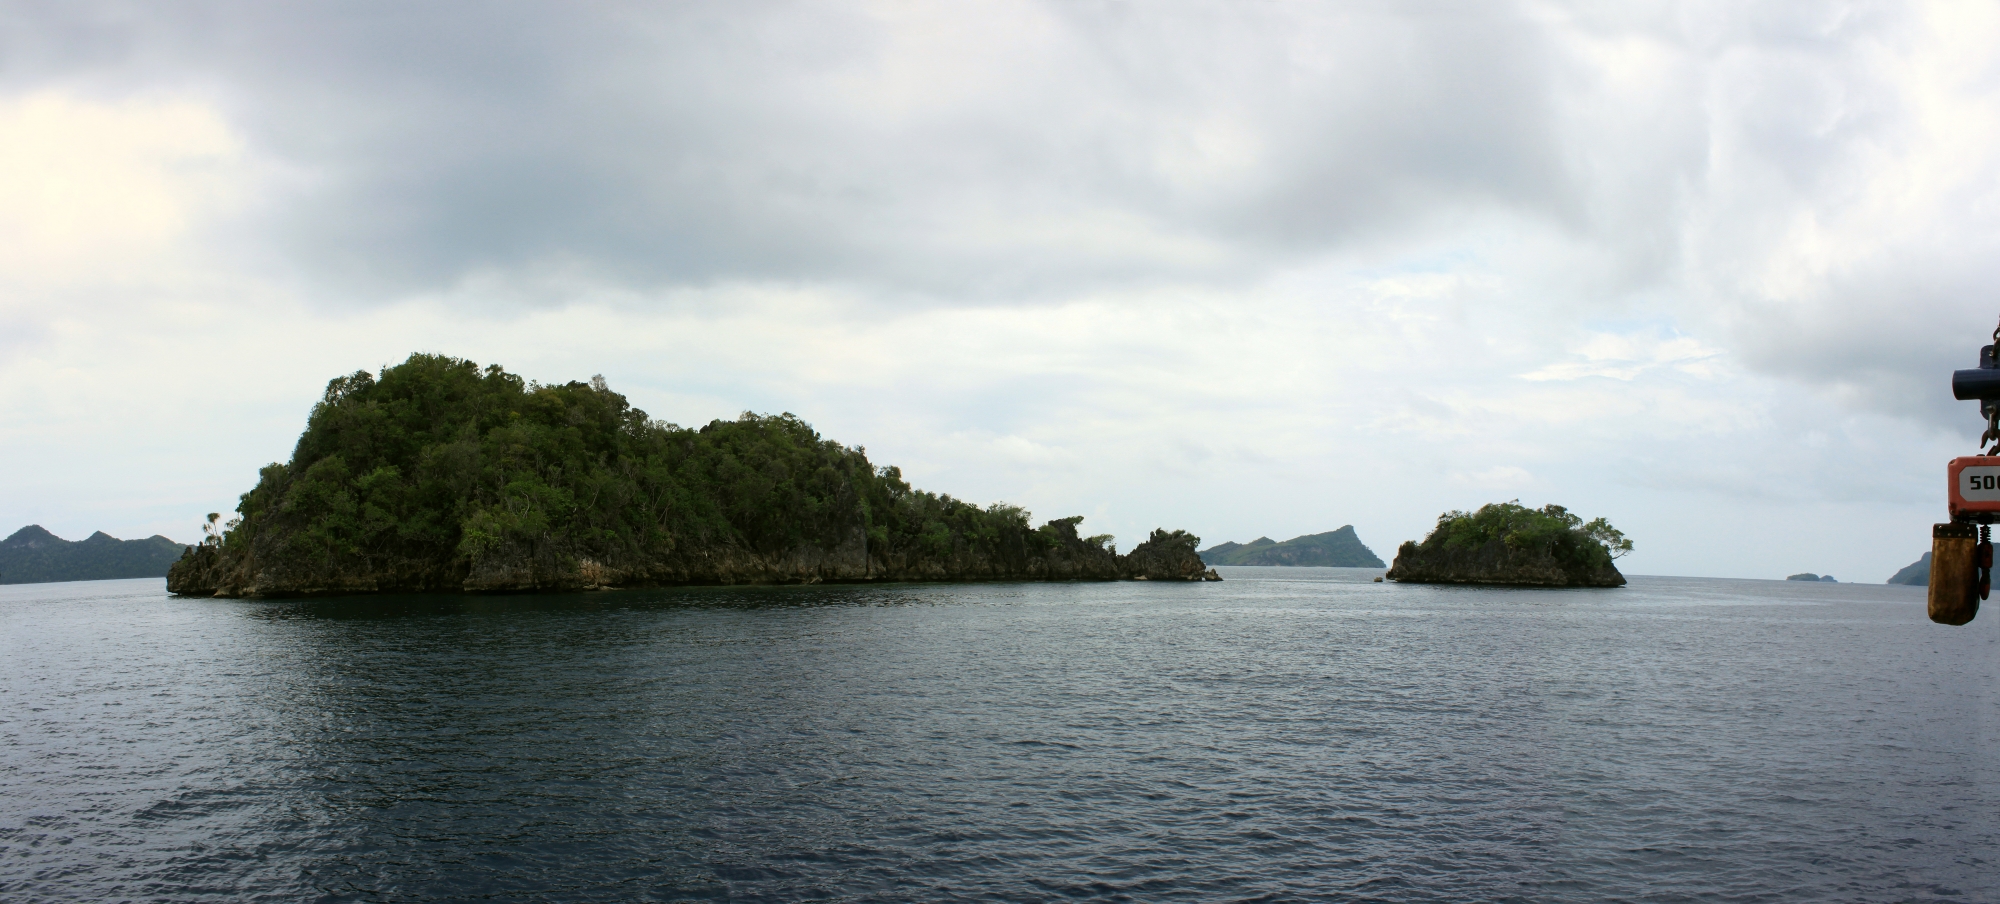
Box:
(1951, 344), (2000, 407)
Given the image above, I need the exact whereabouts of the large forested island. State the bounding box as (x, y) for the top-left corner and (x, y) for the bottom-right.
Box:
(1386, 501), (1629, 587)
(168, 354), (1218, 597)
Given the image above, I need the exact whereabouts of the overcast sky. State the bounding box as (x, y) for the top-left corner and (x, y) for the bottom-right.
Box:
(4, 1), (1997, 580)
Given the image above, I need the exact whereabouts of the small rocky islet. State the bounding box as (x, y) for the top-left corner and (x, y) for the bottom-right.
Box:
(1386, 501), (1631, 587)
(169, 354), (1217, 598)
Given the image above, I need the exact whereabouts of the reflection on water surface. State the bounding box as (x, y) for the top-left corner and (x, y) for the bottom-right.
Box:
(1, 571), (1992, 902)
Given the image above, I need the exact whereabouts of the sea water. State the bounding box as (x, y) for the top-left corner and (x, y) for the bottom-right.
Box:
(1, 569), (1994, 902)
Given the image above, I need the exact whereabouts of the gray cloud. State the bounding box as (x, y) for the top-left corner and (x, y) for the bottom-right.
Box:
(0, 1), (1611, 300)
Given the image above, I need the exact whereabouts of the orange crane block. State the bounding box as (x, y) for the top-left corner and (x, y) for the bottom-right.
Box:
(1948, 455), (2000, 520)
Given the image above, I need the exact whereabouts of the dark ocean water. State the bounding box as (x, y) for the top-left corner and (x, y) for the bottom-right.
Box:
(1, 569), (1994, 902)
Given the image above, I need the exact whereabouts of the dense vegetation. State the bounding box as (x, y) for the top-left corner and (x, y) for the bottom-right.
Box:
(1419, 502), (1629, 566)
(173, 354), (1207, 595)
(1198, 526), (1385, 567)
(0, 525), (186, 585)
(1387, 501), (1630, 587)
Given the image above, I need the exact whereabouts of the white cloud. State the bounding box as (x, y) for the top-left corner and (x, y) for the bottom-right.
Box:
(1452, 466), (1537, 492)
(0, 92), (244, 286)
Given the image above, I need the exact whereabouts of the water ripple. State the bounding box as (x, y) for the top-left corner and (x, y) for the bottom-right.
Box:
(1, 572), (1994, 901)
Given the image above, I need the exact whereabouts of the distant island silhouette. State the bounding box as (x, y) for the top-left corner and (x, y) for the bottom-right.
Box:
(1887, 553), (1929, 586)
(169, 354), (1219, 597)
(1, 525), (185, 585)
(1199, 527), (1384, 567)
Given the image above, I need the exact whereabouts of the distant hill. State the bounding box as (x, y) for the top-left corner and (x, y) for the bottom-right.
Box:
(0, 525), (187, 585)
(1785, 572), (1837, 582)
(1887, 553), (1929, 586)
(1199, 526), (1385, 567)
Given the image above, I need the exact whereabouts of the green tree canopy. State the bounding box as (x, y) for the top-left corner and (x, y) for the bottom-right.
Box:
(201, 353), (1138, 589)
(1416, 501), (1632, 569)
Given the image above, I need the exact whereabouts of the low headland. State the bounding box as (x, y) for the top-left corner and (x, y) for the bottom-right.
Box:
(168, 354), (1219, 598)
(1887, 553), (1929, 586)
(1386, 501), (1629, 587)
